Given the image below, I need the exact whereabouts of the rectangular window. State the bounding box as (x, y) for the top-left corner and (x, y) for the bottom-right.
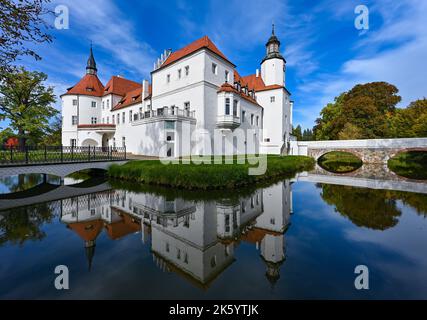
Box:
(72, 116), (78, 125)
(225, 70), (229, 82)
(270, 96), (275, 103)
(251, 114), (254, 125)
(129, 110), (133, 122)
(241, 110), (245, 123)
(233, 100), (238, 116)
(91, 117), (97, 124)
(91, 101), (96, 108)
(212, 63), (217, 74)
(107, 99), (110, 109)
(117, 114), (120, 124)
(72, 99), (78, 106)
(165, 120), (175, 130)
(122, 136), (126, 147)
(256, 115), (259, 126)
(112, 115), (115, 124)
(184, 101), (190, 110)
(122, 112), (125, 123)
(178, 69), (182, 79)
(225, 98), (230, 115)
(102, 117), (104, 123)
(167, 74), (170, 83)
(185, 65), (189, 76)
(107, 116), (110, 124)
(102, 101), (105, 109)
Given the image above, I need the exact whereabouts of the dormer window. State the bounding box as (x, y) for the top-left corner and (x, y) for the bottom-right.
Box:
(178, 69), (182, 79)
(185, 66), (189, 76)
(86, 87), (94, 92)
(91, 101), (96, 108)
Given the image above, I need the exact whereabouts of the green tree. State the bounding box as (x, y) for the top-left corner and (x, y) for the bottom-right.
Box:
(292, 125), (303, 141)
(302, 128), (314, 141)
(41, 115), (62, 146)
(0, 0), (53, 77)
(313, 82), (401, 140)
(0, 68), (57, 147)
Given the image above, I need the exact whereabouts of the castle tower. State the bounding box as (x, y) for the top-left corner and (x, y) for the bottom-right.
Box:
(260, 24), (286, 86)
(86, 44), (98, 75)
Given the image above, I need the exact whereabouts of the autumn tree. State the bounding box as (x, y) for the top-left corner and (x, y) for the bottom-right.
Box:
(0, 0), (53, 77)
(313, 82), (401, 140)
(0, 68), (57, 147)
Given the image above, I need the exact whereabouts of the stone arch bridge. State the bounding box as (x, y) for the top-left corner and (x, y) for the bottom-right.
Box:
(0, 160), (128, 179)
(291, 138), (427, 163)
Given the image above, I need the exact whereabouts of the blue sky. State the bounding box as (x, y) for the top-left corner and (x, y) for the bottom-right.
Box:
(13, 0), (427, 129)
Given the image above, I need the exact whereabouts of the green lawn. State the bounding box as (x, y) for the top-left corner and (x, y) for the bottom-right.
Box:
(318, 151), (363, 173)
(108, 155), (314, 190)
(388, 151), (427, 180)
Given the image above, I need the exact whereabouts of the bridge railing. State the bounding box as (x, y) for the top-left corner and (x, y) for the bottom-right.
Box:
(0, 145), (126, 166)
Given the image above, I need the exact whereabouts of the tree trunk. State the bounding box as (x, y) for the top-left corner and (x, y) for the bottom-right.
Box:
(18, 129), (26, 150)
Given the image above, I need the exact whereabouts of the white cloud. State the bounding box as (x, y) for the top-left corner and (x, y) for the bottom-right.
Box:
(293, 0), (427, 129)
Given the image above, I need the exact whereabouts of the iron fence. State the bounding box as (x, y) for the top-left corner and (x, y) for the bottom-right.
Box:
(0, 145), (126, 166)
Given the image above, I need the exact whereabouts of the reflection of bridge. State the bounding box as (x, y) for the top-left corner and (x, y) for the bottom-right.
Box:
(291, 137), (427, 163)
(296, 164), (427, 194)
(0, 160), (128, 179)
(0, 180), (112, 211)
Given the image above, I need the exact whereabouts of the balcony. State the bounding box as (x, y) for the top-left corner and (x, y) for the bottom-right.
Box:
(133, 107), (195, 123)
(216, 115), (240, 129)
(77, 124), (116, 133)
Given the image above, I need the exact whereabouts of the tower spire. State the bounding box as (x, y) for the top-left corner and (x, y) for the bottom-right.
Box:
(86, 43), (97, 75)
(272, 22), (275, 35)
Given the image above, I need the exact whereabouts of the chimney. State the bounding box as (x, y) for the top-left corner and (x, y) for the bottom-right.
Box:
(142, 79), (149, 99)
(256, 69), (260, 77)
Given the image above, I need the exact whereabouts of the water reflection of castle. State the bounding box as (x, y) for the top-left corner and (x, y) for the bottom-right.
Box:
(60, 181), (292, 287)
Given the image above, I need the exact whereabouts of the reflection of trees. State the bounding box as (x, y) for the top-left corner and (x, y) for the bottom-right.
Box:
(0, 174), (44, 193)
(390, 191), (427, 218)
(320, 184), (401, 230)
(0, 202), (57, 246)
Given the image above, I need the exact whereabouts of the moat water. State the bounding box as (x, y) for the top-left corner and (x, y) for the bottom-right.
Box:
(0, 167), (427, 299)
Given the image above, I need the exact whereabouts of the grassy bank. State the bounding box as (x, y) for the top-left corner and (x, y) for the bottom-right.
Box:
(388, 151), (427, 180)
(108, 155), (314, 190)
(318, 151), (363, 173)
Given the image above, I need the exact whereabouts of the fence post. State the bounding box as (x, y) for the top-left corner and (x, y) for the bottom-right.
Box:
(25, 146), (29, 164)
(44, 145), (47, 162)
(88, 146), (91, 161)
(10, 146), (13, 163)
(124, 145), (126, 160)
(60, 145), (63, 163)
(71, 145), (74, 161)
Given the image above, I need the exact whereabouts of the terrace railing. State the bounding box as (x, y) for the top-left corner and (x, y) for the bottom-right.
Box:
(135, 107), (195, 122)
(0, 145), (126, 166)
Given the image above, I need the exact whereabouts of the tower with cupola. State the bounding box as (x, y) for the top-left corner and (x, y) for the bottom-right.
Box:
(260, 24), (286, 86)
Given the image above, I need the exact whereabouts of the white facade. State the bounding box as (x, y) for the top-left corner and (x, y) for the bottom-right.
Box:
(61, 31), (293, 156)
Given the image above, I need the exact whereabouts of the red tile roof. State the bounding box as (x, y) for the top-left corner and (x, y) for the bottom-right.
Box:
(67, 219), (104, 242)
(103, 76), (141, 96)
(217, 82), (261, 107)
(111, 84), (152, 111)
(158, 36), (235, 70)
(241, 74), (284, 92)
(63, 74), (105, 97)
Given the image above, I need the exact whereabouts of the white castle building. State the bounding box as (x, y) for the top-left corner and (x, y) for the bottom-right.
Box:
(61, 26), (293, 156)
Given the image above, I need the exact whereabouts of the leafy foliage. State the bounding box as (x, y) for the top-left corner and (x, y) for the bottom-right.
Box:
(0, 67), (57, 146)
(0, 0), (52, 77)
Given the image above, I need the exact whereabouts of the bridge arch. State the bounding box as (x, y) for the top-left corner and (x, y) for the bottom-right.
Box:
(388, 147), (427, 160)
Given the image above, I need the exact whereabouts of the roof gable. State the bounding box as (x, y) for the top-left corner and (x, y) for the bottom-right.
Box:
(158, 36), (234, 70)
(103, 76), (141, 96)
(64, 74), (105, 97)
